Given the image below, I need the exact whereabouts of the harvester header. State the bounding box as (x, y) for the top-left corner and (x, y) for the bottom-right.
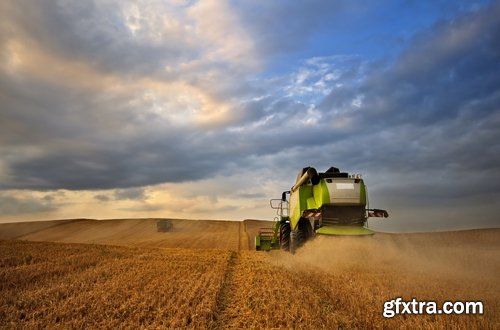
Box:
(255, 166), (389, 252)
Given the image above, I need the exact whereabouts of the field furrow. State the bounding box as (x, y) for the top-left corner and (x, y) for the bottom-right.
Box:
(211, 251), (238, 329)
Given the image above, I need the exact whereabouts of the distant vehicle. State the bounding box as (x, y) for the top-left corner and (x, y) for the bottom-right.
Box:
(255, 166), (389, 252)
(157, 219), (173, 232)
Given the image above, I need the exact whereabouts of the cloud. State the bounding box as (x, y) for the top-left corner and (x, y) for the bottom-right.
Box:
(0, 1), (499, 230)
(0, 0), (271, 191)
(94, 194), (111, 202)
(117, 203), (164, 213)
(114, 187), (146, 200)
(307, 3), (500, 229)
(0, 194), (55, 215)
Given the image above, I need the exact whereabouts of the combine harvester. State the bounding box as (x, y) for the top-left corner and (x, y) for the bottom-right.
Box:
(255, 166), (389, 253)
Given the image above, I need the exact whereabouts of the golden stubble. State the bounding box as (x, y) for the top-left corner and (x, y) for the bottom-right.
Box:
(1, 221), (498, 329)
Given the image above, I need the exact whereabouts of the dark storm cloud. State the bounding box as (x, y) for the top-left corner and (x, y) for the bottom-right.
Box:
(0, 71), (221, 189)
(3, 136), (230, 190)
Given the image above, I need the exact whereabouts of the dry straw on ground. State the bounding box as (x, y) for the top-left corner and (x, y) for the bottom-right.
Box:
(0, 219), (498, 329)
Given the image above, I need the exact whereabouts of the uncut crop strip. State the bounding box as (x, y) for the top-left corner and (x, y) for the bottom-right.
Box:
(0, 240), (231, 329)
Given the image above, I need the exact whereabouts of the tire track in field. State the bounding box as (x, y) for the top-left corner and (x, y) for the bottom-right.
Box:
(238, 221), (249, 251)
(211, 251), (238, 329)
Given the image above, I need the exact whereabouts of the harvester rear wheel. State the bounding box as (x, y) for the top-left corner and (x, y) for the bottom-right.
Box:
(290, 230), (298, 254)
(297, 226), (307, 245)
(290, 228), (305, 254)
(279, 222), (290, 251)
(290, 219), (310, 254)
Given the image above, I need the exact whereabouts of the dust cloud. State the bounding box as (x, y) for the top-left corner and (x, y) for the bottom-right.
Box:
(274, 229), (500, 284)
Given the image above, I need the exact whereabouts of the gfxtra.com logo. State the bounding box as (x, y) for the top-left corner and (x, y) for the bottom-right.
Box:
(383, 297), (484, 318)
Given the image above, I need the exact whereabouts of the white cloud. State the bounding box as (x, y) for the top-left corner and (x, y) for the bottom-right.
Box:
(187, 0), (258, 70)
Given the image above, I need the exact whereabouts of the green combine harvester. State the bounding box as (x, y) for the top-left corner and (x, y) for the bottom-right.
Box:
(255, 166), (389, 253)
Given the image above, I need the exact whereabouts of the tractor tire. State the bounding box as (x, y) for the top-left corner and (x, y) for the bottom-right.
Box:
(290, 230), (298, 254)
(290, 228), (306, 254)
(290, 220), (310, 254)
(299, 219), (313, 241)
(297, 226), (307, 245)
(279, 222), (290, 251)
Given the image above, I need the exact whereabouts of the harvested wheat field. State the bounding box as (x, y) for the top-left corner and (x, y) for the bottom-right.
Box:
(0, 219), (499, 329)
(0, 219), (244, 250)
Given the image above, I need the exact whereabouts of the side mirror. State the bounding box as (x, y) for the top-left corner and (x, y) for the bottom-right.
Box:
(281, 191), (290, 201)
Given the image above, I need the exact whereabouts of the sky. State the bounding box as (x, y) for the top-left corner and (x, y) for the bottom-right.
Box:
(0, 0), (499, 231)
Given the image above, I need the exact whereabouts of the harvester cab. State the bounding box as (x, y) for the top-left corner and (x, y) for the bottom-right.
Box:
(255, 166), (389, 253)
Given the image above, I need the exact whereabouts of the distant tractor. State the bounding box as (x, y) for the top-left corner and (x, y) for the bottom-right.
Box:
(255, 166), (388, 253)
(157, 219), (173, 232)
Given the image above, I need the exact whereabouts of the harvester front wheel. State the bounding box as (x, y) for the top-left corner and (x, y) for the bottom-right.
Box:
(279, 222), (290, 251)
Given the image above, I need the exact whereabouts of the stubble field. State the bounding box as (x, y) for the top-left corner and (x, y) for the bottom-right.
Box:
(1, 219), (499, 329)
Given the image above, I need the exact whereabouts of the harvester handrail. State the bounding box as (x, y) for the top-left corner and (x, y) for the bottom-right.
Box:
(269, 199), (283, 209)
